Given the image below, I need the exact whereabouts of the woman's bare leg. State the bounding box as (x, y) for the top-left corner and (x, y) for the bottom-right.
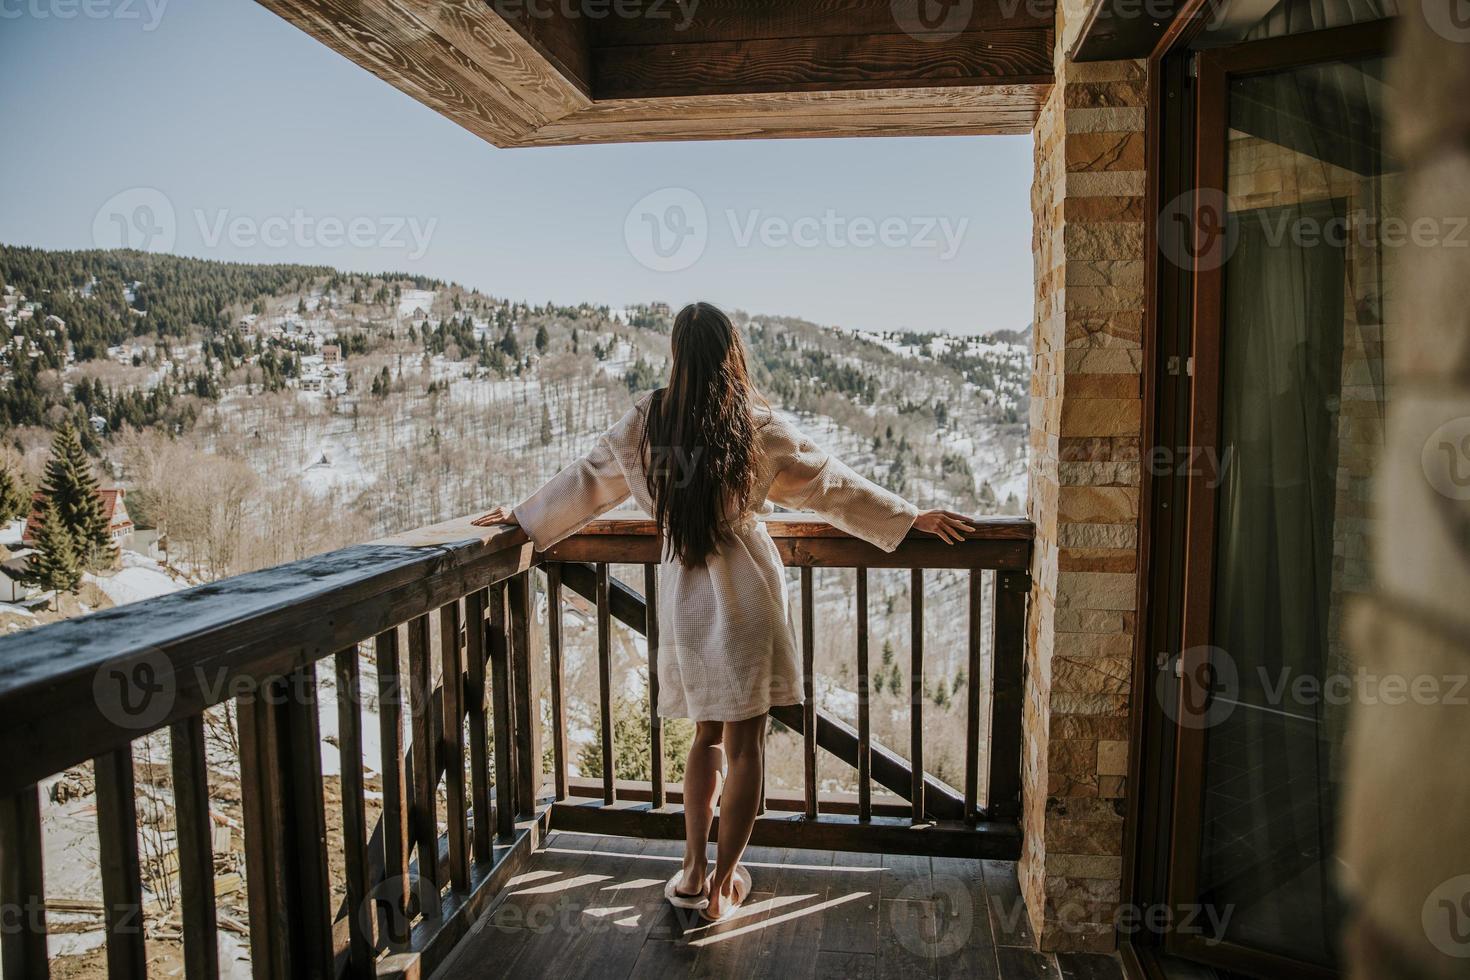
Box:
(706, 713), (766, 917)
(678, 720), (724, 895)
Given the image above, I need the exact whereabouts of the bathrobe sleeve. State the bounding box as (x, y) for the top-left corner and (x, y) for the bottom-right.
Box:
(766, 417), (919, 553)
(513, 403), (641, 551)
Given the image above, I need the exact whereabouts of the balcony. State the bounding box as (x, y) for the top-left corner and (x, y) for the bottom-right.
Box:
(0, 512), (1091, 979)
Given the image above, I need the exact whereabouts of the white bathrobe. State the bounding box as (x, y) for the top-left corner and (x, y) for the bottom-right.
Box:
(513, 394), (918, 721)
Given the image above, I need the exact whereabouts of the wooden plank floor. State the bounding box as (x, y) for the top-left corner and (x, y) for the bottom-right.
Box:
(432, 832), (1125, 980)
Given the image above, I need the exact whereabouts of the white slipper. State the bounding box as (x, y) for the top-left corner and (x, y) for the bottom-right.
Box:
(665, 870), (709, 909)
(698, 865), (752, 923)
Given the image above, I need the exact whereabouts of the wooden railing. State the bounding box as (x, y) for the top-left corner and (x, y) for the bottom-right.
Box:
(0, 511), (1031, 980)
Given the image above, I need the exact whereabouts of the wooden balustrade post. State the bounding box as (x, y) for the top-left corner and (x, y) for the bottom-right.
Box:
(374, 627), (412, 945)
(910, 568), (925, 823)
(644, 564), (665, 809)
(169, 714), (220, 980)
(463, 591), (494, 862)
(507, 573), (541, 817)
(987, 570), (1028, 821)
(487, 583), (518, 839)
(856, 567), (872, 823)
(595, 564), (615, 805)
(964, 571), (984, 826)
(1, 784), (47, 980)
(801, 566), (817, 820)
(439, 602), (471, 893)
(547, 566), (569, 801)
(94, 746), (146, 979)
(238, 675), (334, 980)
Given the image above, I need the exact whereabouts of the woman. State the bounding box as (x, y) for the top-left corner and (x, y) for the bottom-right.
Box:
(473, 303), (974, 922)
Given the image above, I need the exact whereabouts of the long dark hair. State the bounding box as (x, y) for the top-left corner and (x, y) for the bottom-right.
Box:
(640, 302), (762, 565)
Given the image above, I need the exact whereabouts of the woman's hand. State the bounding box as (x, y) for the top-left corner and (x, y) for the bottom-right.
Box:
(913, 509), (976, 545)
(471, 507), (519, 528)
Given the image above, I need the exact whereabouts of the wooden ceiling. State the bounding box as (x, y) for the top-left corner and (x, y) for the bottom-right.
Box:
(255, 0), (1055, 146)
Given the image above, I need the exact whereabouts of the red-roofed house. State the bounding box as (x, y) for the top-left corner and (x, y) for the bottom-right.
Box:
(22, 488), (134, 548)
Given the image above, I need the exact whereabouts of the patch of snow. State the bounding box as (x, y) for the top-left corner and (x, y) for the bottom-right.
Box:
(85, 554), (185, 607)
(397, 289), (436, 318)
(1, 518), (25, 548)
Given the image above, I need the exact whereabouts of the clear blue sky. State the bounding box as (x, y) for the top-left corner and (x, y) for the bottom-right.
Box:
(0, 0), (1034, 335)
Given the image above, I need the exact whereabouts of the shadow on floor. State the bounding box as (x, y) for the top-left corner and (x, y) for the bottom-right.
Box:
(433, 832), (1125, 980)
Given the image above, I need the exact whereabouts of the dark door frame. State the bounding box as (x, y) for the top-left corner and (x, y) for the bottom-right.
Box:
(1122, 13), (1397, 980)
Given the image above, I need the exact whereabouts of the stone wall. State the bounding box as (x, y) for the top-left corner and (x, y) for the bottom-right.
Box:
(1023, 34), (1147, 951)
(1341, 5), (1470, 976)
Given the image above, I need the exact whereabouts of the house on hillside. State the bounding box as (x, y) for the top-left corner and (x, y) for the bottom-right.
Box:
(22, 488), (135, 549)
(1, 552), (32, 604)
(321, 343), (342, 365)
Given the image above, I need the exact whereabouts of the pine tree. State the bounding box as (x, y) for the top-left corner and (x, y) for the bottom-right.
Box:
(25, 497), (81, 593)
(0, 462), (26, 524)
(534, 324), (549, 354)
(40, 422), (113, 568)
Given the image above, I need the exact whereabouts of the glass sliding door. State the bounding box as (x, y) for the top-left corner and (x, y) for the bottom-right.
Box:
(1165, 23), (1397, 978)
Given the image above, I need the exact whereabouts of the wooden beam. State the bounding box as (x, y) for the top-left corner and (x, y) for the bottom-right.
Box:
(253, 0), (588, 146)
(548, 800), (1021, 859)
(518, 84), (1049, 143)
(254, 0), (1051, 145)
(543, 514), (1033, 568)
(593, 30), (1052, 99)
(588, 0), (1055, 46)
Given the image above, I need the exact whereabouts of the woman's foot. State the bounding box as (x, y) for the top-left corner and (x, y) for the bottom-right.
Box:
(674, 860), (706, 899)
(700, 865), (752, 922)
